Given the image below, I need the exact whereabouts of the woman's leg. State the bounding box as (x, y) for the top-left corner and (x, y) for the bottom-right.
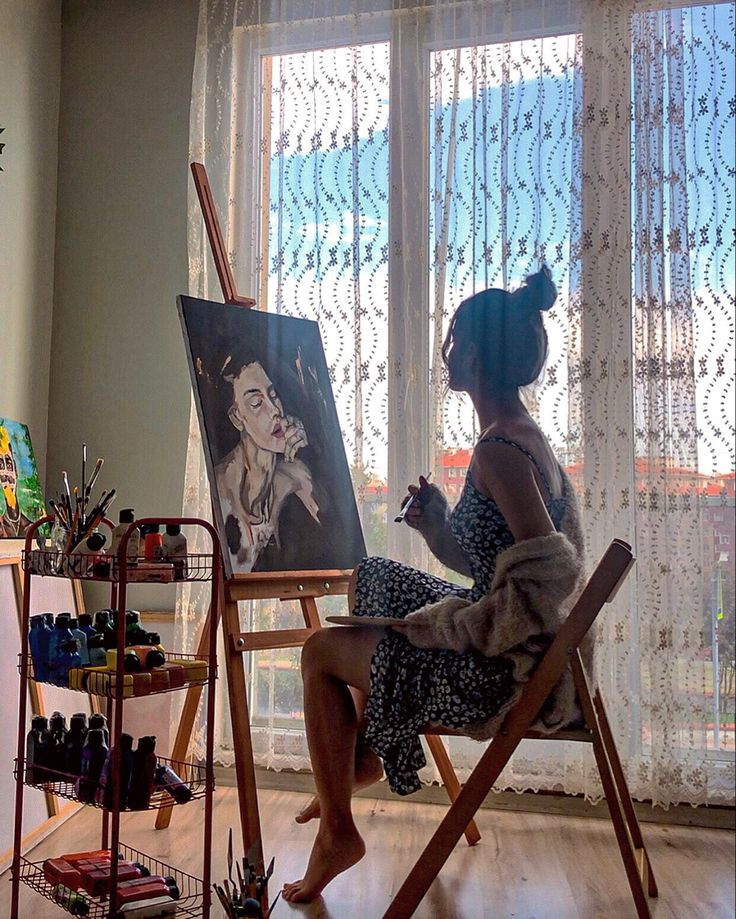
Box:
(295, 570), (383, 823)
(283, 626), (384, 903)
(295, 685), (383, 823)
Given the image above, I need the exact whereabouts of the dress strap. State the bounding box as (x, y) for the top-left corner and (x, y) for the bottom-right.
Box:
(477, 435), (556, 501)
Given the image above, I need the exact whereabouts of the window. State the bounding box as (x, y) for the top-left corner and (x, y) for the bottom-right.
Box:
(231, 0), (734, 794)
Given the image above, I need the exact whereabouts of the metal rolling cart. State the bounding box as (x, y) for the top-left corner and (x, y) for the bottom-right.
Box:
(10, 515), (220, 919)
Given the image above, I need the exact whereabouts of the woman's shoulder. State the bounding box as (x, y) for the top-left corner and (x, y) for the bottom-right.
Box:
(473, 423), (563, 499)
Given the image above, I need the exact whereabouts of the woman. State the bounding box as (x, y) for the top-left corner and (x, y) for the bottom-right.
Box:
(283, 266), (587, 903)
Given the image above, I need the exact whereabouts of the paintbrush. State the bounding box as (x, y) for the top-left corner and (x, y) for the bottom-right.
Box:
(256, 856), (275, 897)
(85, 489), (116, 534)
(81, 444), (87, 522)
(268, 890), (281, 916)
(85, 458), (104, 498)
(236, 860), (247, 902)
(228, 827), (234, 886)
(48, 500), (69, 531)
(213, 884), (236, 918)
(61, 471), (73, 523)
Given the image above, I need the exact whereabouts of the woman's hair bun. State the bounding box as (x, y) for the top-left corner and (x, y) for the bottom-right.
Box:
(511, 264), (557, 314)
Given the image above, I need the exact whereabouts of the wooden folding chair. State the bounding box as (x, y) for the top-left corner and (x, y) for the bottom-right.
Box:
(384, 539), (658, 919)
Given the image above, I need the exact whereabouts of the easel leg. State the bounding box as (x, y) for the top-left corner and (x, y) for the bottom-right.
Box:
(222, 591), (265, 871)
(300, 595), (322, 630)
(155, 600), (215, 831)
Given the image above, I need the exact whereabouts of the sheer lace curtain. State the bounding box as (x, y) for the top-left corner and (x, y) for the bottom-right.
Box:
(176, 0), (735, 806)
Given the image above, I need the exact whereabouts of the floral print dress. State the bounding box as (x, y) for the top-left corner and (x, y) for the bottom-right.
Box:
(354, 437), (568, 795)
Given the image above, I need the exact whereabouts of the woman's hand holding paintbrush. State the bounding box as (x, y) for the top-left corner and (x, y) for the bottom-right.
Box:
(395, 474), (449, 538)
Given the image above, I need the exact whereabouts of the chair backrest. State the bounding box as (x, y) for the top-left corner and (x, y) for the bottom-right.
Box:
(499, 539), (635, 737)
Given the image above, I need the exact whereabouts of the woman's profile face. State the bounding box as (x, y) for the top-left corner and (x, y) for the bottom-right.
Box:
(444, 317), (476, 393)
(229, 362), (288, 453)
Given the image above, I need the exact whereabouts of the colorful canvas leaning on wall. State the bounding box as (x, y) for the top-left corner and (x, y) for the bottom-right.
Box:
(0, 418), (46, 539)
(177, 296), (366, 578)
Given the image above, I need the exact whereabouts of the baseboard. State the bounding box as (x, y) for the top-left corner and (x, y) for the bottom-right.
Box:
(213, 765), (735, 831)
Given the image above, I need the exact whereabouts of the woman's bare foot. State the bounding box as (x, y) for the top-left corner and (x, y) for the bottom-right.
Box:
(295, 748), (383, 824)
(283, 823), (365, 903)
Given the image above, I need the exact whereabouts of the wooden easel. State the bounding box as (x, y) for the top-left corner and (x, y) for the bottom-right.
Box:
(155, 164), (355, 872)
(157, 164), (480, 883)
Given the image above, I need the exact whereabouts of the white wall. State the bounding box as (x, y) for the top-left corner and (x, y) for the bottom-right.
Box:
(48, 0), (200, 609)
(0, 0), (61, 482)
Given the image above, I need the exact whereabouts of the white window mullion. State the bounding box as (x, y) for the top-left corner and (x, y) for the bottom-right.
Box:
(387, 11), (431, 565)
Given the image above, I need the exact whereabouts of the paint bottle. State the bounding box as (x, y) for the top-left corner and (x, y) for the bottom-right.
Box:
(115, 876), (180, 908)
(143, 525), (164, 560)
(110, 508), (140, 560)
(56, 639), (82, 688)
(29, 614), (52, 681)
(87, 633), (107, 666)
(48, 615), (73, 685)
(88, 712), (109, 746)
(48, 711), (68, 775)
(76, 728), (108, 803)
(128, 736), (157, 810)
(51, 883), (90, 916)
(97, 732), (134, 810)
(162, 524), (188, 579)
(94, 609), (117, 650)
(71, 531), (107, 555)
(26, 715), (51, 784)
(69, 531), (107, 575)
(77, 613), (97, 640)
(125, 611), (150, 646)
(116, 895), (177, 918)
(154, 762), (192, 804)
(65, 713), (88, 777)
(68, 618), (90, 665)
(126, 645), (167, 669)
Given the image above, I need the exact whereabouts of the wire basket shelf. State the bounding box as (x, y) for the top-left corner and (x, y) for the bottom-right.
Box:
(15, 755), (210, 812)
(15, 842), (203, 918)
(19, 652), (214, 698)
(23, 549), (214, 583)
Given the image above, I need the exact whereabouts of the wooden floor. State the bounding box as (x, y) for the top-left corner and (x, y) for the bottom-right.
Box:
(2, 788), (733, 918)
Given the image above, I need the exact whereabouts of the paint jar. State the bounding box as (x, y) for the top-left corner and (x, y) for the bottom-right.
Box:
(162, 524), (187, 579)
(143, 526), (164, 560)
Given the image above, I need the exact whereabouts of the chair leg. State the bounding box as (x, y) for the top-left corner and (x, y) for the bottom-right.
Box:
(593, 691), (658, 898)
(572, 657), (652, 919)
(383, 727), (529, 919)
(424, 734), (481, 846)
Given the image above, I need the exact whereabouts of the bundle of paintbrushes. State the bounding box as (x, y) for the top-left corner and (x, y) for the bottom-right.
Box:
(213, 830), (280, 918)
(48, 444), (115, 554)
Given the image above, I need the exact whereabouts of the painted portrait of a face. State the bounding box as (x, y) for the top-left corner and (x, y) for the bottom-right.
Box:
(178, 296), (366, 578)
(227, 362), (287, 453)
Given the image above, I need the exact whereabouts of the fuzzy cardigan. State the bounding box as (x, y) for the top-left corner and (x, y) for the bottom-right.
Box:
(403, 488), (588, 740)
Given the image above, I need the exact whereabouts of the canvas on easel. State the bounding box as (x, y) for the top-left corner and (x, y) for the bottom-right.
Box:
(177, 296), (366, 579)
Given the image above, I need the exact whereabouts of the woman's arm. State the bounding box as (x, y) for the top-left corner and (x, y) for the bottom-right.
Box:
(401, 480), (472, 577)
(422, 524), (472, 578)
